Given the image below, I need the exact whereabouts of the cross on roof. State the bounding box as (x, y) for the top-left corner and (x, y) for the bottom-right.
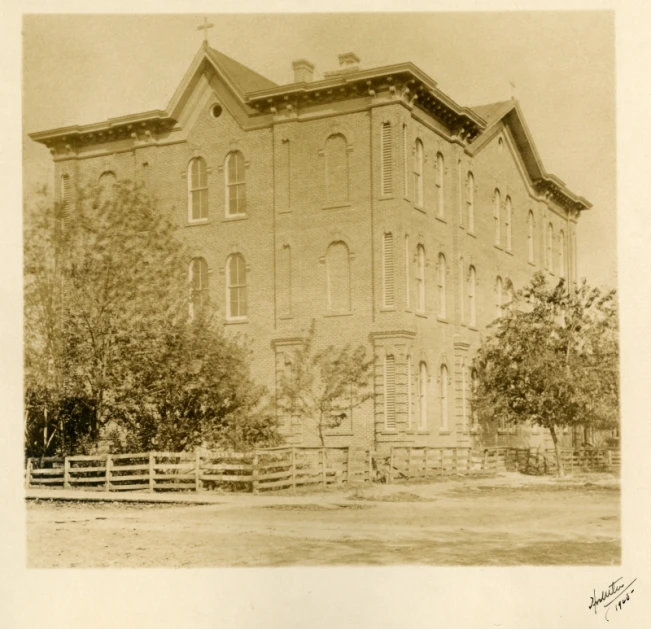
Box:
(197, 17), (214, 44)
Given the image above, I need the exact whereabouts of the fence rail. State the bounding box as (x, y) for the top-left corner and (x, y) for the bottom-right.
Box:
(25, 446), (619, 494)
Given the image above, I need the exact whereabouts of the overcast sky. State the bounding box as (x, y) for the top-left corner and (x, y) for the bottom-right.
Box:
(23, 12), (616, 288)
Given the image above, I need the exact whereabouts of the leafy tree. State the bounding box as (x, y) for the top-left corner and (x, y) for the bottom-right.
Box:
(473, 272), (618, 475)
(275, 321), (374, 446)
(24, 180), (277, 455)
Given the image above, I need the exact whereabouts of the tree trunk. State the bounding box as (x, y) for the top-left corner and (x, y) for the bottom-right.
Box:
(317, 412), (325, 447)
(549, 425), (565, 477)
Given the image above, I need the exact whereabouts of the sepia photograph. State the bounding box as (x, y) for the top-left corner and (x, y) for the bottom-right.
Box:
(21, 11), (621, 571)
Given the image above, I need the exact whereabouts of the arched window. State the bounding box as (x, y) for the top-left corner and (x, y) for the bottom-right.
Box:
(466, 172), (475, 232)
(559, 230), (566, 278)
(527, 210), (535, 263)
(226, 253), (247, 319)
(384, 355), (396, 430)
(383, 232), (394, 307)
(188, 157), (208, 221)
(414, 139), (424, 207)
(326, 241), (351, 312)
(416, 244), (426, 312)
(436, 152), (445, 217)
(493, 189), (501, 245)
(189, 257), (209, 317)
(98, 171), (117, 206)
(406, 356), (413, 429)
(404, 235), (411, 310)
(468, 265), (477, 327)
(325, 134), (348, 204)
(437, 253), (446, 318)
(546, 222), (554, 271)
(419, 361), (428, 429)
(226, 151), (246, 215)
(440, 364), (449, 431)
(495, 276), (503, 318)
(505, 196), (512, 251)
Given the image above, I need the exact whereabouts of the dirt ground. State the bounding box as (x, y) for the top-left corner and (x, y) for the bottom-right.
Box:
(26, 472), (620, 567)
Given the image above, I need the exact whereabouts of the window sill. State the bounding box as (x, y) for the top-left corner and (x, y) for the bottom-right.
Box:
(435, 215), (447, 224)
(225, 317), (249, 325)
(528, 260), (536, 267)
(468, 325), (478, 332)
(504, 249), (513, 256)
(380, 306), (397, 312)
(439, 430), (451, 435)
(494, 243), (503, 251)
(407, 429), (430, 435)
(186, 219), (212, 227)
(436, 316), (448, 324)
(415, 312), (428, 319)
(223, 214), (248, 222)
(322, 202), (352, 210)
(379, 196), (395, 201)
(278, 314), (293, 321)
(414, 205), (427, 214)
(467, 231), (477, 239)
(324, 311), (353, 318)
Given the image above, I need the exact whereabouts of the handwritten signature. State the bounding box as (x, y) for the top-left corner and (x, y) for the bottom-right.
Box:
(588, 577), (637, 621)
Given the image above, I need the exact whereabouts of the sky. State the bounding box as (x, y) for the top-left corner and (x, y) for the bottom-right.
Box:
(22, 12), (616, 289)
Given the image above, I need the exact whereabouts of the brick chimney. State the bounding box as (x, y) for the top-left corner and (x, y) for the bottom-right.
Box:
(338, 52), (360, 70)
(292, 59), (315, 83)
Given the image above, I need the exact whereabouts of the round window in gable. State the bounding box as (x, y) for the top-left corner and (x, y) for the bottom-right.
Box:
(210, 104), (223, 119)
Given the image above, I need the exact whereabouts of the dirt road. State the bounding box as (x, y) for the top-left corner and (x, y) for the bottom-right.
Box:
(26, 473), (620, 567)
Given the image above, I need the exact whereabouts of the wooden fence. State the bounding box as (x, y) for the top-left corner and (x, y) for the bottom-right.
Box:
(25, 446), (620, 494)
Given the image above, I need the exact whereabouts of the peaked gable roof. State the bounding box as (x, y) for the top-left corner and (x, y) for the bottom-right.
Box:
(205, 47), (277, 94)
(468, 99), (591, 212)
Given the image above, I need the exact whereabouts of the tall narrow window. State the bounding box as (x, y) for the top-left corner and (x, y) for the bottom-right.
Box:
(414, 139), (424, 207)
(326, 241), (351, 312)
(440, 364), (448, 431)
(190, 257), (209, 317)
(493, 189), (501, 246)
(466, 172), (475, 232)
(505, 196), (512, 251)
(559, 230), (566, 278)
(381, 122), (392, 195)
(407, 356), (413, 429)
(461, 361), (468, 431)
(99, 171), (117, 206)
(527, 210), (535, 263)
(60, 174), (70, 208)
(459, 257), (465, 324)
(436, 152), (445, 218)
(468, 266), (477, 327)
(279, 245), (292, 317)
(416, 245), (426, 312)
(226, 253), (247, 319)
(404, 235), (410, 310)
(402, 124), (408, 198)
(471, 369), (479, 430)
(437, 253), (447, 318)
(226, 151), (246, 215)
(495, 276), (503, 319)
(546, 222), (554, 271)
(188, 158), (208, 221)
(325, 134), (348, 205)
(384, 355), (396, 430)
(383, 233), (394, 307)
(419, 362), (428, 429)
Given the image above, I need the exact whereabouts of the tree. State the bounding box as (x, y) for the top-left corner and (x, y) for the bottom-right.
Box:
(275, 322), (374, 446)
(24, 180), (277, 455)
(473, 272), (618, 475)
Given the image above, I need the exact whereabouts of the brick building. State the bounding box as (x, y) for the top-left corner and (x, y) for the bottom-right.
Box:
(30, 43), (591, 452)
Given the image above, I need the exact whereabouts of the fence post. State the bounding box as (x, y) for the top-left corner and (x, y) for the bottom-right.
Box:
(453, 448), (458, 475)
(148, 452), (155, 492)
(482, 449), (488, 472)
(368, 449), (373, 483)
(607, 449), (613, 471)
(388, 447), (394, 484)
(252, 453), (259, 494)
(406, 447), (412, 481)
(63, 457), (70, 489)
(105, 454), (112, 492)
(321, 448), (327, 488)
(424, 448), (429, 478)
(195, 448), (202, 493)
(291, 447), (296, 492)
(346, 446), (352, 485)
(25, 458), (32, 489)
